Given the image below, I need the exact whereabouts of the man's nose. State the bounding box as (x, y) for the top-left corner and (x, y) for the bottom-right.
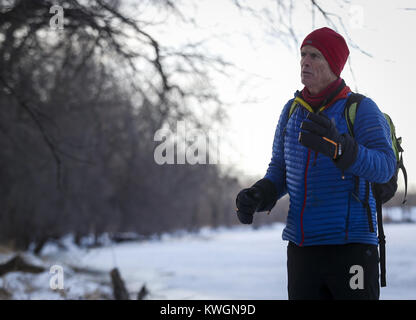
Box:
(301, 58), (310, 69)
(301, 55), (311, 67)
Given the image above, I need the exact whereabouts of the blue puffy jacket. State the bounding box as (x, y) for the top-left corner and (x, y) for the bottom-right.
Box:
(264, 91), (396, 246)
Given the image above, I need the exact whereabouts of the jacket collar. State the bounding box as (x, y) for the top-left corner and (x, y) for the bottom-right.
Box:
(294, 80), (351, 113)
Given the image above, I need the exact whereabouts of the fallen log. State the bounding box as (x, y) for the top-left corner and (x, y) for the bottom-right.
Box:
(0, 255), (45, 276)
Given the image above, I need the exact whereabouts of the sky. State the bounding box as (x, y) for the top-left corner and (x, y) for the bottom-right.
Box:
(144, 0), (416, 192)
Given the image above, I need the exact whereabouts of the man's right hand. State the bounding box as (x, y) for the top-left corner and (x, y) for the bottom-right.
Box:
(235, 187), (263, 224)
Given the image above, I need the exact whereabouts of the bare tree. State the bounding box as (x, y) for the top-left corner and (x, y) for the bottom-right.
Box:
(0, 0), (381, 251)
(0, 0), (243, 250)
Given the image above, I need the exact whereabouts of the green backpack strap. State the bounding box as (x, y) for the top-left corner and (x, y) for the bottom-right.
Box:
(398, 154), (408, 204)
(344, 93), (365, 136)
(343, 92), (366, 199)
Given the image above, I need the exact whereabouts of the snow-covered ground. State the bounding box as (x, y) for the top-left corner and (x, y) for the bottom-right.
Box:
(1, 222), (415, 300)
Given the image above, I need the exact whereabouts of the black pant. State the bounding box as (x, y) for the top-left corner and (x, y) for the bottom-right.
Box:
(287, 241), (380, 300)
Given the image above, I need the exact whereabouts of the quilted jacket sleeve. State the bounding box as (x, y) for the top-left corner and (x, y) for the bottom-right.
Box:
(262, 99), (292, 209)
(344, 97), (396, 183)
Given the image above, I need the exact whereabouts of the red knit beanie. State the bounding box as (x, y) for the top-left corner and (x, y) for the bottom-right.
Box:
(301, 27), (350, 77)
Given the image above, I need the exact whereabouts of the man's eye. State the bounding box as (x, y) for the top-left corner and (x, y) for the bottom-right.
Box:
(311, 53), (317, 58)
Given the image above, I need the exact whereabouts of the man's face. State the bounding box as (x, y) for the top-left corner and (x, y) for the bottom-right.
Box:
(300, 45), (336, 93)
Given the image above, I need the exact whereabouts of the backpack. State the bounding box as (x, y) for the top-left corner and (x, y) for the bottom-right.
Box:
(343, 93), (407, 287)
(288, 92), (408, 287)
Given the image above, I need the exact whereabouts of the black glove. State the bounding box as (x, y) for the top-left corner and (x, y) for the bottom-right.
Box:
(299, 112), (358, 170)
(235, 178), (278, 224)
(235, 187), (263, 224)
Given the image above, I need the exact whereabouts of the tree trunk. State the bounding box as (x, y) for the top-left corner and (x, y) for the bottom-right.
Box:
(110, 268), (130, 300)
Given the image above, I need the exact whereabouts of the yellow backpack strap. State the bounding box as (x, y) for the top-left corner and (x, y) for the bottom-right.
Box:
(288, 99), (298, 119)
(288, 96), (314, 121)
(293, 96), (314, 113)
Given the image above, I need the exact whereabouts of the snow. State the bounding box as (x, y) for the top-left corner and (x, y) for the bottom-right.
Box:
(384, 206), (416, 223)
(1, 222), (415, 300)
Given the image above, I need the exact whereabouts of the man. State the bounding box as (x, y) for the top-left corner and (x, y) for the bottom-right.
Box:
(235, 27), (396, 300)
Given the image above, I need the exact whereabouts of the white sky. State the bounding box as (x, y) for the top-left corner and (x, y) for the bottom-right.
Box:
(144, 0), (416, 192)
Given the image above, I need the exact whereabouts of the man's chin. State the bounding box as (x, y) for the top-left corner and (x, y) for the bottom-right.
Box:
(301, 77), (311, 87)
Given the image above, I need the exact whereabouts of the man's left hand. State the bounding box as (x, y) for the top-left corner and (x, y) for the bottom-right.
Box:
(298, 112), (358, 170)
(299, 112), (342, 159)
